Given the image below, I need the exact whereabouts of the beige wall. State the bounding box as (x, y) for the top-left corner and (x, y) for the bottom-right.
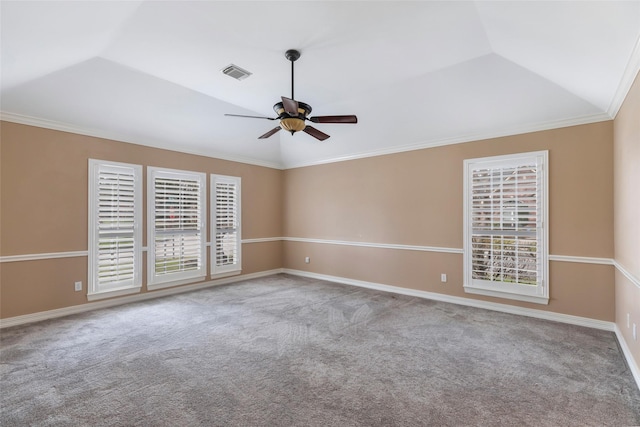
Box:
(0, 122), (283, 318)
(614, 71), (640, 366)
(284, 121), (615, 320)
(0, 114), (623, 325)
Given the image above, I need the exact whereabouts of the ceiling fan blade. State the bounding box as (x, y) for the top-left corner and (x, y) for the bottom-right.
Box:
(281, 96), (299, 117)
(258, 127), (282, 139)
(225, 114), (277, 120)
(303, 126), (330, 141)
(309, 115), (358, 124)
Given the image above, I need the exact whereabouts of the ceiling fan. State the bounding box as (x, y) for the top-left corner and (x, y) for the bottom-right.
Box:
(225, 49), (358, 141)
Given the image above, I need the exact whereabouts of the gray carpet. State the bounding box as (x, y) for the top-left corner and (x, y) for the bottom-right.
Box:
(1, 274), (639, 426)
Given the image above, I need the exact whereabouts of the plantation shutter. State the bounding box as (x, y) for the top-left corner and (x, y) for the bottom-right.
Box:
(211, 175), (241, 277)
(148, 168), (206, 288)
(464, 151), (548, 304)
(88, 160), (142, 297)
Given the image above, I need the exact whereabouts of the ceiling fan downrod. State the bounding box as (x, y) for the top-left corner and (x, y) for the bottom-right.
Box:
(285, 49), (300, 101)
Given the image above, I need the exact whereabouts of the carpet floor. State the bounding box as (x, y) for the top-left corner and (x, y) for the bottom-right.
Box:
(1, 274), (639, 426)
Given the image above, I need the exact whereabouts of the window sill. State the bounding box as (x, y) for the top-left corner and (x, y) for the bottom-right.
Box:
(211, 270), (241, 280)
(87, 286), (141, 301)
(464, 285), (549, 305)
(147, 276), (206, 291)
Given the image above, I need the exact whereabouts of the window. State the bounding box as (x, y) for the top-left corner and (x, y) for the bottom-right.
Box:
(88, 160), (142, 300)
(463, 151), (548, 304)
(211, 174), (241, 278)
(148, 167), (206, 289)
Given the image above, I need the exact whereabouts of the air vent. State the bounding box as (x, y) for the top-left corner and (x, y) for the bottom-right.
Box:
(222, 64), (252, 81)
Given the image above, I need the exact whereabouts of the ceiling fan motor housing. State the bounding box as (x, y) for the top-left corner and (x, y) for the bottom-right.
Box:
(274, 101), (312, 133)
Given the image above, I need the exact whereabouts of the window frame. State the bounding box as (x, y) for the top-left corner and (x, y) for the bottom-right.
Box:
(211, 174), (242, 278)
(147, 167), (207, 290)
(88, 159), (142, 300)
(463, 150), (549, 305)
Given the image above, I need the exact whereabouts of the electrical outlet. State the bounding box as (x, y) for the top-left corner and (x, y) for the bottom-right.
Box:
(305, 257), (310, 264)
(634, 324), (637, 341)
(441, 274), (447, 283)
(74, 281), (82, 292)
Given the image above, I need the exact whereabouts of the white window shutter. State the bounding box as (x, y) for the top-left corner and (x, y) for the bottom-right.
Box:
(211, 175), (241, 277)
(463, 151), (548, 304)
(148, 168), (206, 289)
(88, 160), (142, 297)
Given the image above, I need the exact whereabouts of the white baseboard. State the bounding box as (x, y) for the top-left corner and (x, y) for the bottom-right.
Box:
(283, 269), (614, 331)
(0, 269), (284, 329)
(614, 325), (640, 391)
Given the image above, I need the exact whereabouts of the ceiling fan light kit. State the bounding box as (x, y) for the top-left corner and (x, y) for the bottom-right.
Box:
(225, 49), (357, 141)
(280, 117), (306, 132)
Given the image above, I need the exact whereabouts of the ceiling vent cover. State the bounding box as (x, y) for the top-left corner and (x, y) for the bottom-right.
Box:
(222, 64), (252, 81)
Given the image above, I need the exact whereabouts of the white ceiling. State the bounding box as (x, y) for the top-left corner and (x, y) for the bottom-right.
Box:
(2, 1), (639, 169)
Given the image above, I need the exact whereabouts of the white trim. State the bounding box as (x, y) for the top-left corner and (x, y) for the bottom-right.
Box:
(283, 237), (464, 254)
(0, 112), (284, 170)
(241, 237), (282, 244)
(549, 255), (614, 265)
(614, 324), (640, 392)
(0, 244), (619, 267)
(614, 260), (640, 291)
(283, 269), (614, 331)
(284, 112), (611, 169)
(0, 251), (88, 263)
(0, 269), (284, 329)
(608, 33), (640, 118)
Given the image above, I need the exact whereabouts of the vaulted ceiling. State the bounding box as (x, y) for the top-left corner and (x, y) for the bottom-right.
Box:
(2, 1), (639, 169)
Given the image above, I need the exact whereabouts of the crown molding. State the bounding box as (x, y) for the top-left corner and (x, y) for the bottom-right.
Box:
(608, 33), (640, 118)
(1, 109), (615, 171)
(0, 111), (284, 170)
(283, 112), (612, 169)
